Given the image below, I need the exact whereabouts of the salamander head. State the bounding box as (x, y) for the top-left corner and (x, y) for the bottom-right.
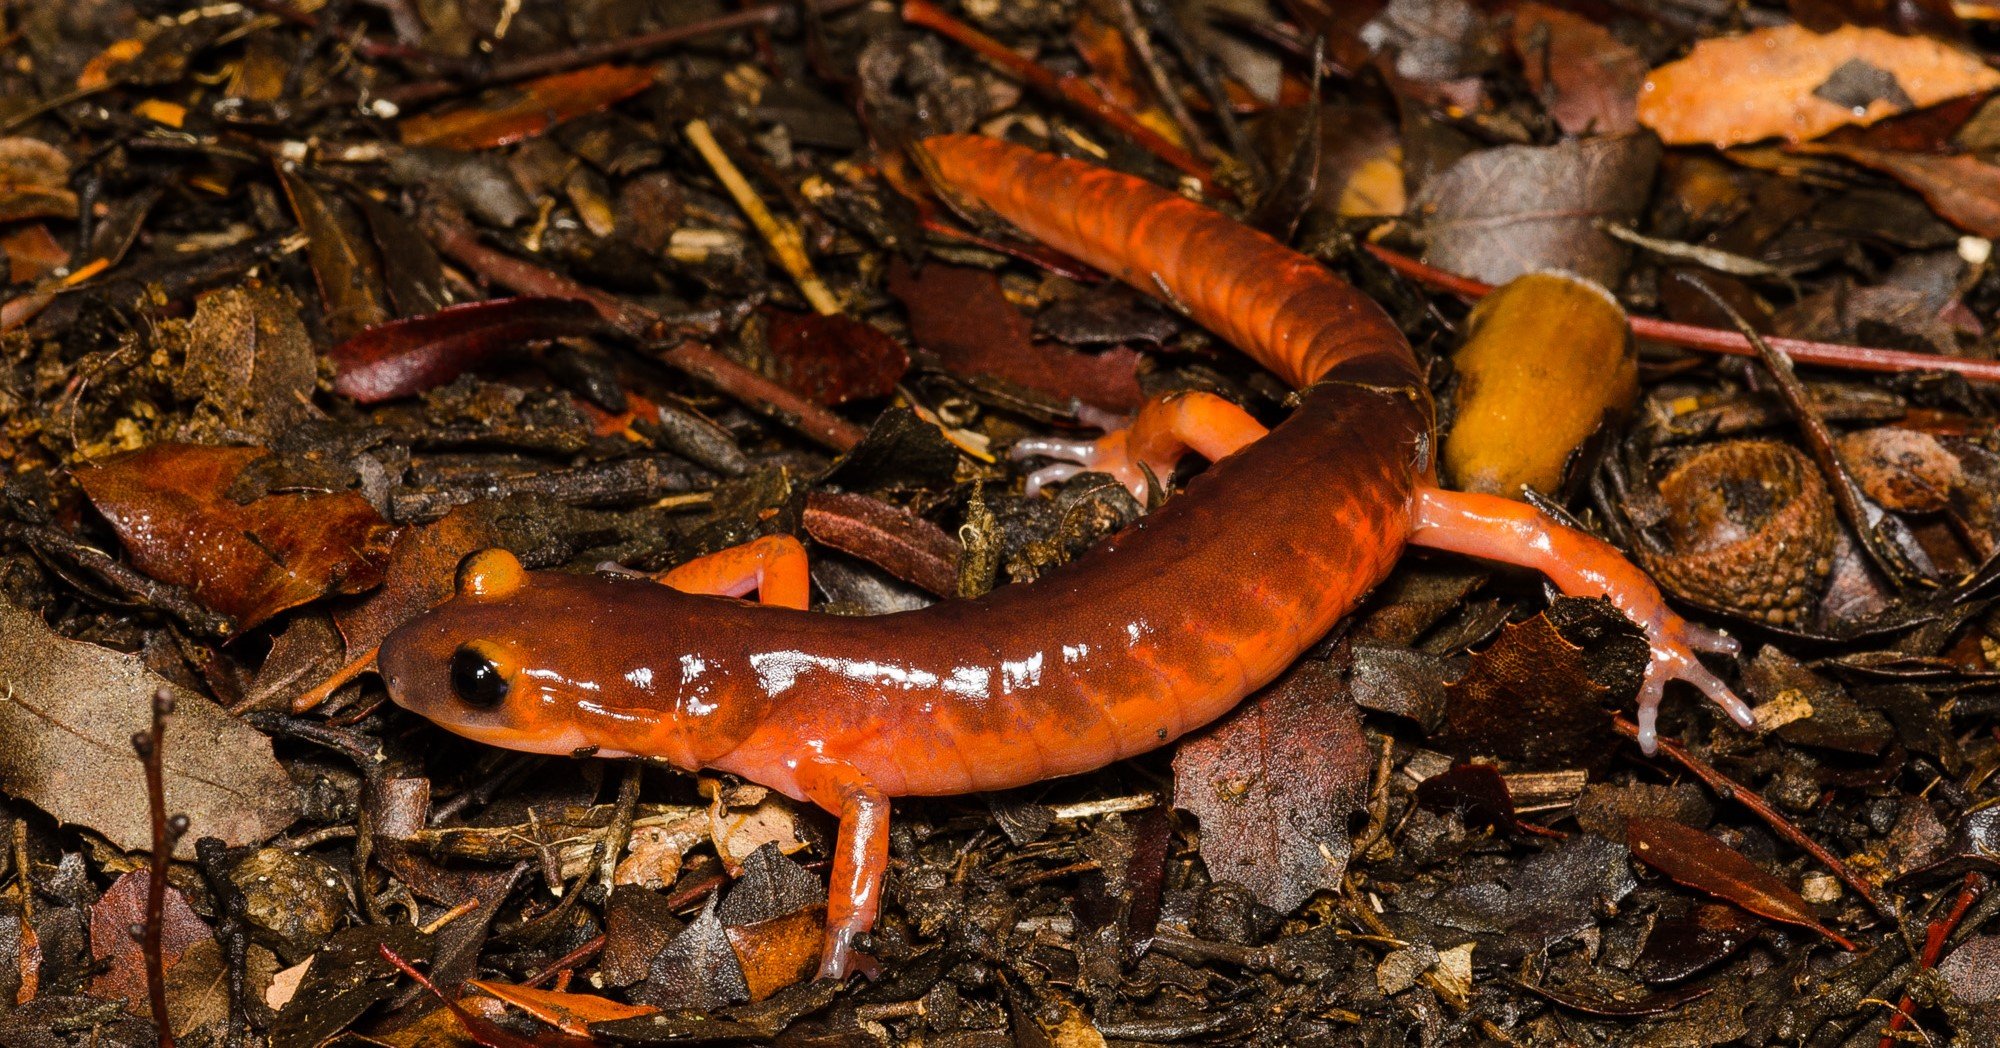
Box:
(377, 549), (761, 769)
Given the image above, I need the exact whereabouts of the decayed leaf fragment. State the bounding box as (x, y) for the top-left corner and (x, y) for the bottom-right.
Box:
(0, 601), (298, 856)
(1637, 24), (2000, 147)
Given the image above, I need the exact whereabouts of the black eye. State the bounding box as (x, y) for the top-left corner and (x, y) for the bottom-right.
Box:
(449, 645), (509, 708)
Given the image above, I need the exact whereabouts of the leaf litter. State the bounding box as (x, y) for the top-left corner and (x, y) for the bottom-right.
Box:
(6, 1), (2000, 1044)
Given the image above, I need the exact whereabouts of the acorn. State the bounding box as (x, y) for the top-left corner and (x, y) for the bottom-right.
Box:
(1637, 440), (1836, 628)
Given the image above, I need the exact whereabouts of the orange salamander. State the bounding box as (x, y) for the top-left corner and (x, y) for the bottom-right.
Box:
(374, 136), (1753, 980)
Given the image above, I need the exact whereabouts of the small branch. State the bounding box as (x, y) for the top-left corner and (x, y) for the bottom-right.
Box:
(1878, 872), (1985, 1048)
(420, 205), (865, 451)
(1610, 716), (1888, 917)
(378, 0), (870, 107)
(684, 119), (842, 315)
(901, 0), (1216, 193)
(1362, 243), (2000, 386)
(0, 522), (234, 639)
(133, 688), (186, 1048)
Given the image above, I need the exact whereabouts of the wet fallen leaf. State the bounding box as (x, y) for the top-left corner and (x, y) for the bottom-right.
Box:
(1437, 600), (1644, 768)
(761, 309), (910, 406)
(1413, 763), (1527, 835)
(802, 490), (960, 597)
(329, 297), (612, 403)
(887, 259), (1143, 413)
(77, 444), (396, 629)
(1413, 134), (1660, 287)
(278, 164), (392, 342)
(468, 980), (658, 1036)
(1795, 142), (2000, 238)
(89, 870), (212, 1016)
(1172, 656), (1370, 913)
(0, 600), (299, 856)
(1634, 902), (1761, 984)
(1638, 24), (2000, 147)
(400, 65), (657, 151)
(1626, 817), (1856, 949)
(0, 138), (77, 223)
(1509, 3), (1643, 136)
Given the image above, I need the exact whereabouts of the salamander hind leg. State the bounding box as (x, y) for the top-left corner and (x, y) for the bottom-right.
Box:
(1013, 391), (1269, 501)
(1407, 487), (1751, 755)
(795, 759), (890, 981)
(656, 534), (811, 609)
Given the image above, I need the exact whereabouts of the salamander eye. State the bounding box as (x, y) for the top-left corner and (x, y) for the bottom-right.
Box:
(449, 643), (511, 709)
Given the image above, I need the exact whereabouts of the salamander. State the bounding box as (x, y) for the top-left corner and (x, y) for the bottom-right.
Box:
(373, 135), (1752, 980)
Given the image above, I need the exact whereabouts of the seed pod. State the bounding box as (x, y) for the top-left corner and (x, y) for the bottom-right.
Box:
(1638, 441), (1837, 627)
(1443, 272), (1638, 497)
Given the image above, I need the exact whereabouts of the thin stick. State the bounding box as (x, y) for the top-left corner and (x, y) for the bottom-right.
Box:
(420, 205), (865, 451)
(1610, 716), (1887, 916)
(1362, 243), (2000, 386)
(134, 688), (181, 1048)
(901, 0), (1216, 192)
(684, 120), (841, 315)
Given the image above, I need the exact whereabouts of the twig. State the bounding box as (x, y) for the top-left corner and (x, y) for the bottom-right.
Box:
(132, 688), (185, 1048)
(0, 522), (234, 639)
(1610, 716), (1888, 916)
(1879, 872), (1985, 1048)
(1362, 243), (2000, 386)
(684, 119), (841, 315)
(377, 0), (870, 107)
(521, 933), (607, 990)
(420, 205), (865, 451)
(901, 0), (1216, 192)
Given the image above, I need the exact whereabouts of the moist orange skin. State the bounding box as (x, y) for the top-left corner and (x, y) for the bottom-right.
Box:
(378, 137), (1739, 981)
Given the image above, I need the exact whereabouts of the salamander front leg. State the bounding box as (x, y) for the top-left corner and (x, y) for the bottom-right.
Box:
(1408, 487), (1752, 754)
(1014, 391), (1268, 501)
(655, 534), (811, 609)
(796, 759), (890, 981)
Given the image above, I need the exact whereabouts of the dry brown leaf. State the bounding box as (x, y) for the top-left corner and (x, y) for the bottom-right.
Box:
(1797, 142), (2000, 238)
(1638, 24), (2000, 147)
(0, 601), (299, 856)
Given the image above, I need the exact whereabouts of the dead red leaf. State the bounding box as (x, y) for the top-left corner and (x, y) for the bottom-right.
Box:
(886, 258), (1143, 413)
(1171, 656), (1370, 913)
(77, 444), (396, 629)
(1627, 817), (1857, 950)
(1510, 4), (1644, 136)
(467, 980), (657, 1036)
(329, 297), (611, 403)
(1638, 24), (2000, 147)
(399, 65), (657, 151)
(761, 309), (910, 406)
(381, 945), (595, 1048)
(89, 870), (213, 1016)
(1796, 142), (2000, 238)
(802, 491), (960, 597)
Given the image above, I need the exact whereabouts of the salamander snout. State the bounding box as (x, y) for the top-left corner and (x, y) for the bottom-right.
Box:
(376, 549), (595, 756)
